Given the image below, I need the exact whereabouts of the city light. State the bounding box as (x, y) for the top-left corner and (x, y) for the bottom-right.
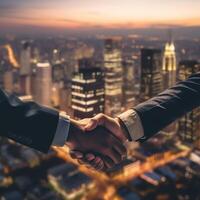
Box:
(0, 1), (200, 200)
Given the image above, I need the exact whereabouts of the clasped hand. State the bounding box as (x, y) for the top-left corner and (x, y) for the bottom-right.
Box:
(66, 114), (129, 171)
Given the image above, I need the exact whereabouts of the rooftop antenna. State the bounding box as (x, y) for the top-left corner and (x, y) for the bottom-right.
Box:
(168, 29), (173, 44)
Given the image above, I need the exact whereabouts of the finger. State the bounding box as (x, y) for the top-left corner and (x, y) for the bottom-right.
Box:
(84, 156), (103, 170)
(78, 159), (85, 165)
(113, 142), (127, 159)
(70, 150), (84, 159)
(94, 157), (102, 164)
(84, 118), (98, 131)
(103, 156), (115, 169)
(86, 153), (96, 161)
(97, 160), (105, 171)
(94, 159), (104, 171)
(106, 148), (122, 164)
(85, 113), (107, 131)
(110, 135), (127, 158)
(77, 158), (94, 168)
(89, 157), (102, 169)
(103, 136), (125, 164)
(92, 157), (102, 166)
(78, 118), (90, 125)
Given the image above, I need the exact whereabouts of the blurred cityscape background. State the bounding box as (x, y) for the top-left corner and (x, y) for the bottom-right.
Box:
(1, 0), (200, 200)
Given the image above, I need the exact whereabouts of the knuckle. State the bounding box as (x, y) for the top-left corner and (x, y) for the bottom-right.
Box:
(90, 118), (97, 125)
(98, 113), (105, 119)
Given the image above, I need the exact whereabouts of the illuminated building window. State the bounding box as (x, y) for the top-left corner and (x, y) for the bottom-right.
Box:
(71, 58), (105, 119)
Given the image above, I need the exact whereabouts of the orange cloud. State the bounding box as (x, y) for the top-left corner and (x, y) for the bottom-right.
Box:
(1, 16), (200, 29)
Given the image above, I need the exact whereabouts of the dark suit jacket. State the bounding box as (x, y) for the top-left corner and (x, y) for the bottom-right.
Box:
(135, 72), (200, 142)
(0, 89), (59, 153)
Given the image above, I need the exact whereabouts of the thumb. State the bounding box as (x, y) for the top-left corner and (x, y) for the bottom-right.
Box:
(84, 118), (98, 131)
(70, 150), (84, 159)
(84, 113), (106, 131)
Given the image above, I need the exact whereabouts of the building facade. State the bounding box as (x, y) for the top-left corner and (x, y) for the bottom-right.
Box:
(140, 49), (163, 102)
(177, 60), (200, 144)
(71, 59), (105, 119)
(122, 59), (135, 110)
(34, 62), (52, 106)
(104, 38), (123, 117)
(20, 41), (31, 95)
(163, 41), (177, 89)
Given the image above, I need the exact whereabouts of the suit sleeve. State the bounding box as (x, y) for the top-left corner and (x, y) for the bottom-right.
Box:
(134, 72), (200, 142)
(0, 89), (59, 153)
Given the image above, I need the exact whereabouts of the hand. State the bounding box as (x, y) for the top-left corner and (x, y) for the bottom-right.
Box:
(69, 114), (130, 171)
(84, 113), (129, 142)
(66, 118), (127, 170)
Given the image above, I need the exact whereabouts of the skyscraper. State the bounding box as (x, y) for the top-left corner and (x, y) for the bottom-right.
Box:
(3, 71), (13, 93)
(140, 49), (163, 101)
(177, 60), (200, 144)
(163, 41), (177, 89)
(20, 41), (31, 95)
(34, 62), (52, 106)
(104, 38), (123, 117)
(162, 41), (178, 134)
(51, 62), (65, 110)
(20, 41), (31, 76)
(122, 59), (135, 110)
(71, 58), (105, 119)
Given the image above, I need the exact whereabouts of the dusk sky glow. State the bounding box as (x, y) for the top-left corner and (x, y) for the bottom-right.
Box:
(0, 0), (200, 30)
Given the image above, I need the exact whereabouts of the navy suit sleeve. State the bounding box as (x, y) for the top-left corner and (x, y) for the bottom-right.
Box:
(134, 72), (200, 141)
(0, 89), (59, 153)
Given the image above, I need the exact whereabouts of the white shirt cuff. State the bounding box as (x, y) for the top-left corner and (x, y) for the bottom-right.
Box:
(118, 109), (145, 141)
(52, 112), (70, 146)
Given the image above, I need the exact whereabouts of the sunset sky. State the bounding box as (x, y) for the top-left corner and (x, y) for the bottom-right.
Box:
(0, 0), (200, 30)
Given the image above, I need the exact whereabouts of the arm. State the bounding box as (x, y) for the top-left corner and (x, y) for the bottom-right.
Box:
(0, 89), (126, 166)
(0, 89), (59, 153)
(71, 72), (200, 170)
(134, 72), (200, 141)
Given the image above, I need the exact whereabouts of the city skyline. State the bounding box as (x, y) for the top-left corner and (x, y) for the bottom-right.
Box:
(1, 0), (200, 32)
(1, 26), (200, 199)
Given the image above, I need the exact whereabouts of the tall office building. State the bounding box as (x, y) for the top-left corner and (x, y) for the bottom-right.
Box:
(140, 49), (163, 101)
(20, 41), (31, 95)
(104, 38), (123, 117)
(163, 41), (177, 89)
(34, 62), (52, 106)
(3, 71), (13, 93)
(71, 58), (105, 119)
(122, 59), (135, 110)
(52, 49), (60, 64)
(52, 63), (65, 83)
(20, 41), (31, 75)
(177, 60), (200, 144)
(51, 82), (62, 109)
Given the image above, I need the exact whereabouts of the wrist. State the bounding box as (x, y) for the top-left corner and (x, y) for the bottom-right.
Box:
(66, 119), (80, 146)
(115, 118), (131, 142)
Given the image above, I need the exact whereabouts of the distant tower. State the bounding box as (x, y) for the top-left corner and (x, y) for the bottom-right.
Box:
(140, 49), (163, 102)
(122, 59), (135, 110)
(20, 41), (31, 95)
(177, 60), (200, 146)
(52, 49), (60, 64)
(3, 71), (13, 93)
(104, 37), (123, 117)
(34, 62), (52, 106)
(163, 32), (177, 89)
(20, 41), (31, 76)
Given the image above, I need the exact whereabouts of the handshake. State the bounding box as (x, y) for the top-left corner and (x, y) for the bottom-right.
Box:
(66, 113), (129, 171)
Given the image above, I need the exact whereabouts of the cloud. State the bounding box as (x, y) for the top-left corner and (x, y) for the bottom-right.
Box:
(56, 18), (99, 27)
